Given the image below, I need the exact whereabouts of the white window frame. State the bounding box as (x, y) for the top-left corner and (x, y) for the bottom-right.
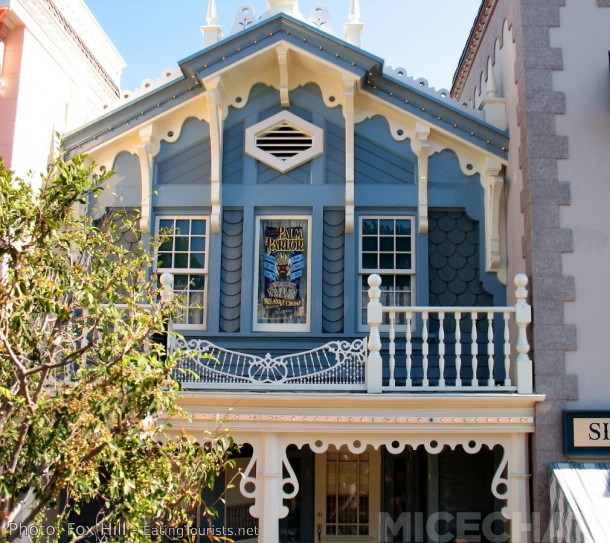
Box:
(358, 215), (415, 331)
(253, 215), (312, 332)
(155, 215), (209, 331)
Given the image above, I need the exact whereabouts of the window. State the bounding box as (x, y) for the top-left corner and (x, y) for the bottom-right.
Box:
(360, 216), (414, 326)
(156, 216), (208, 329)
(253, 216), (311, 332)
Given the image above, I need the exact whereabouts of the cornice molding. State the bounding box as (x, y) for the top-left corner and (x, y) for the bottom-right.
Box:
(39, 0), (119, 96)
(14, 0), (121, 99)
(451, 0), (498, 100)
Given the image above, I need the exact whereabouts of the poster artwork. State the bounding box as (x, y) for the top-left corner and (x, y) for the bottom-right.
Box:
(262, 226), (305, 319)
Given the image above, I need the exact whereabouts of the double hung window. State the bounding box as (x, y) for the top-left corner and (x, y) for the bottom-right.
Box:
(156, 216), (208, 329)
(359, 216), (414, 326)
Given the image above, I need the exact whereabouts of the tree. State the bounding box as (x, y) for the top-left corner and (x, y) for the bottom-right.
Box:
(0, 155), (232, 542)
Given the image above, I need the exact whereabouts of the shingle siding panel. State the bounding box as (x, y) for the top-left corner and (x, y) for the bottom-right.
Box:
(322, 210), (345, 333)
(220, 209), (244, 333)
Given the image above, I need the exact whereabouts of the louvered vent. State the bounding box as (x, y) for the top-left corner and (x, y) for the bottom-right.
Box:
(255, 122), (313, 160)
(245, 111), (324, 173)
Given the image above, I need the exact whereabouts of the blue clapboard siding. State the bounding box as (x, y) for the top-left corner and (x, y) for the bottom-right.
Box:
(355, 117), (415, 185)
(326, 122), (345, 185)
(106, 152), (141, 208)
(223, 122), (244, 184)
(157, 141), (211, 185)
(257, 160), (311, 184)
(156, 118), (211, 185)
(220, 209), (244, 333)
(322, 209), (345, 333)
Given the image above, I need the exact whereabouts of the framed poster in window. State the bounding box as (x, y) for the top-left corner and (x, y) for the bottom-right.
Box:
(253, 216), (311, 332)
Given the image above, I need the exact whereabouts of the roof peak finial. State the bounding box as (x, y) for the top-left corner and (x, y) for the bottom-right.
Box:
(206, 0), (217, 25)
(348, 0), (361, 22)
(344, 0), (364, 47)
(263, 0), (304, 21)
(201, 0), (222, 47)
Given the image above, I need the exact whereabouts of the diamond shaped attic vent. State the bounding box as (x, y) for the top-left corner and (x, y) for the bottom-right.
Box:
(245, 111), (324, 173)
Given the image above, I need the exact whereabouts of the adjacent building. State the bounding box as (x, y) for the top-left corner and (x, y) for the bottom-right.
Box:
(0, 0), (123, 180)
(453, 0), (610, 540)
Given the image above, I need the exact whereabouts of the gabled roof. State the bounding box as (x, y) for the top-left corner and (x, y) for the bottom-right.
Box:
(64, 13), (507, 159)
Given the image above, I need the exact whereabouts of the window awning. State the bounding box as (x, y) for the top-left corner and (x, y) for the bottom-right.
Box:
(550, 462), (610, 542)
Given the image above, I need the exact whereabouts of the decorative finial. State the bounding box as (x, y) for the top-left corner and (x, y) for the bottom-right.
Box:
(486, 57), (497, 99)
(264, 0), (304, 20)
(344, 0), (364, 47)
(348, 0), (360, 22)
(206, 0), (217, 25)
(201, 0), (222, 46)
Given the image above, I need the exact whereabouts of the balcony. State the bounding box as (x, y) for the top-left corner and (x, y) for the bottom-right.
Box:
(166, 273), (533, 394)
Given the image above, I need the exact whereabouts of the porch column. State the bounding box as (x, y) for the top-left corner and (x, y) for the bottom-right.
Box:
(256, 434), (284, 542)
(509, 433), (532, 543)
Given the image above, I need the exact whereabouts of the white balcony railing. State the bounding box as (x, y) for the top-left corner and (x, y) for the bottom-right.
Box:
(365, 273), (533, 394)
(165, 273), (533, 394)
(173, 338), (367, 390)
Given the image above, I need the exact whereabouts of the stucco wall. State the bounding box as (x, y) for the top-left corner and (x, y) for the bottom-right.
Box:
(452, 0), (580, 538)
(551, 0), (610, 409)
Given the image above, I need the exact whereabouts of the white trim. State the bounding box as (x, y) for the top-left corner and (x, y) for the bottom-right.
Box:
(253, 215), (312, 332)
(154, 215), (210, 331)
(245, 110), (324, 173)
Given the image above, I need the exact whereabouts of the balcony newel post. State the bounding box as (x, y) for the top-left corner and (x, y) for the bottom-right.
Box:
(366, 274), (383, 393)
(514, 274), (533, 393)
(159, 272), (175, 355)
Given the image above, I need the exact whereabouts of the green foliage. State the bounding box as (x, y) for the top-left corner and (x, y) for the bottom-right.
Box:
(0, 156), (232, 542)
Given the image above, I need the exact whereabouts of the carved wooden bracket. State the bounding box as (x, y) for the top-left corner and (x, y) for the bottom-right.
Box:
(343, 76), (357, 233)
(204, 76), (225, 233)
(414, 122), (430, 233)
(135, 124), (155, 234)
(484, 158), (504, 273)
(276, 45), (290, 107)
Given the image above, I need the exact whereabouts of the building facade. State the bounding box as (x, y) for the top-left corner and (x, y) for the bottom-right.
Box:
(65, 1), (546, 541)
(452, 0), (610, 540)
(0, 0), (123, 180)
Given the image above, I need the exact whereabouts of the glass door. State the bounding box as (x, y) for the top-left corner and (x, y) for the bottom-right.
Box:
(314, 447), (380, 542)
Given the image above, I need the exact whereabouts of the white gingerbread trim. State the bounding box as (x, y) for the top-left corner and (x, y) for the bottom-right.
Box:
(413, 122), (431, 233)
(343, 75), (357, 233)
(135, 123), (155, 234)
(203, 76), (225, 233)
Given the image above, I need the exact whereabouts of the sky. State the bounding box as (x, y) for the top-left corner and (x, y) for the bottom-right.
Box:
(85, 0), (482, 93)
